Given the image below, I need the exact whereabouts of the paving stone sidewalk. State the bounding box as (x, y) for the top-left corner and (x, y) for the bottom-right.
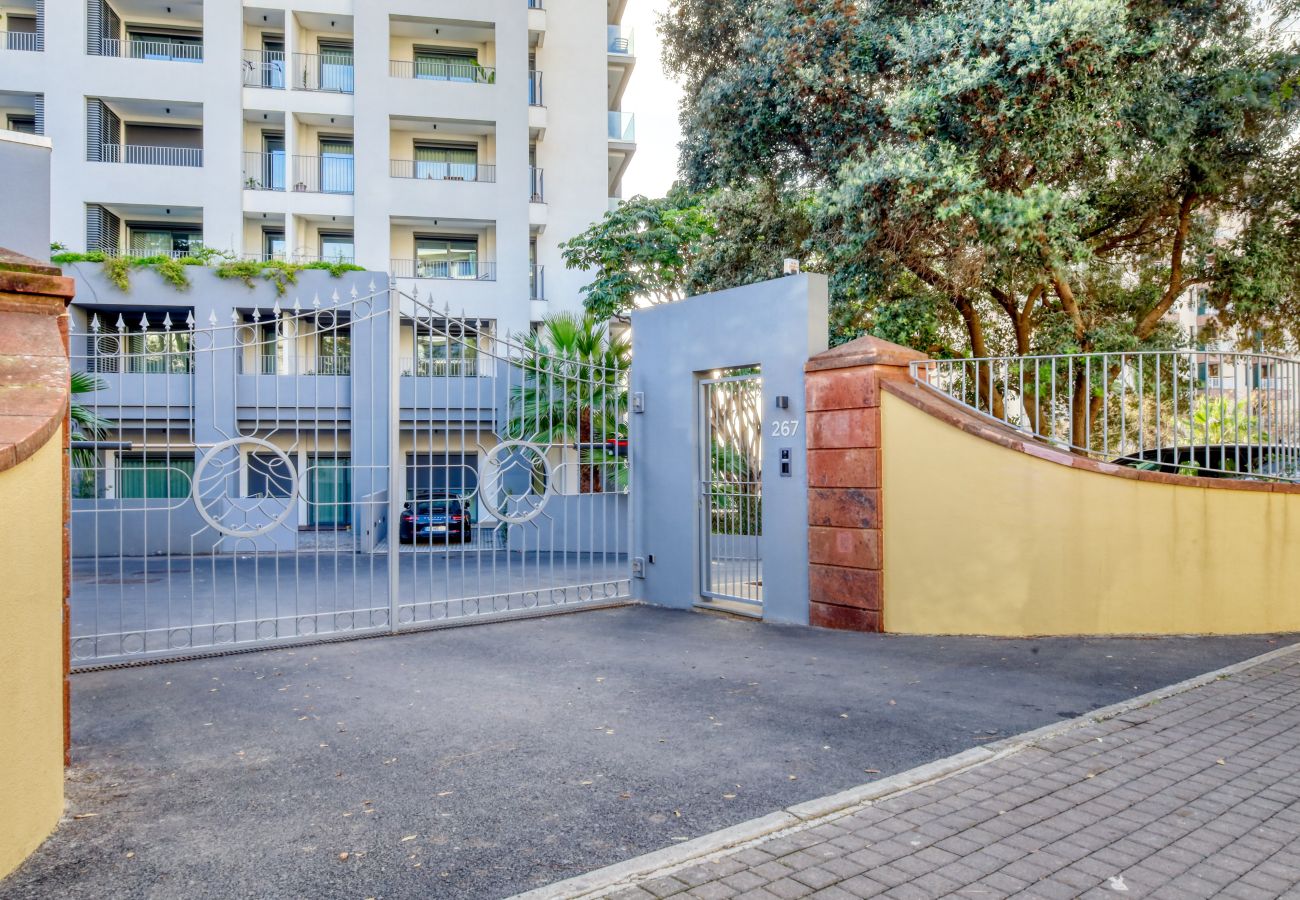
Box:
(602, 649), (1300, 900)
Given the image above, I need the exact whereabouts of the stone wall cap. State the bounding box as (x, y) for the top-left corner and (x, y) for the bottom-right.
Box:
(806, 335), (928, 372)
(0, 247), (74, 300)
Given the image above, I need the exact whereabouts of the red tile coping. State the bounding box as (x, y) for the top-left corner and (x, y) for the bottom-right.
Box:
(0, 248), (73, 474)
(882, 379), (1300, 495)
(805, 334), (928, 372)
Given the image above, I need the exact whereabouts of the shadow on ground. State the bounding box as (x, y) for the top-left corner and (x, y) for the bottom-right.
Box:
(2, 605), (1294, 900)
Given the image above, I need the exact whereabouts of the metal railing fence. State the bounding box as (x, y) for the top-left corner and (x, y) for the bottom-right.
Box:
(238, 354), (352, 376)
(608, 111), (635, 141)
(293, 52), (354, 92)
(530, 265), (545, 301)
(389, 59), (496, 83)
(3, 31), (40, 51)
(101, 143), (202, 167)
(390, 259), (497, 281)
(242, 49), (286, 87)
(291, 155), (355, 194)
(389, 160), (495, 182)
(242, 151), (286, 190)
(398, 357), (481, 377)
(530, 166), (545, 201)
(529, 71), (544, 106)
(912, 350), (1300, 481)
(100, 37), (202, 62)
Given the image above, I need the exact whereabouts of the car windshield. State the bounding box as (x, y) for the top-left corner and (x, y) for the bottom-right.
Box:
(411, 500), (462, 516)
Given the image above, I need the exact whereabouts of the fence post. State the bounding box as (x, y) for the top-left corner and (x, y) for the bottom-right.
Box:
(804, 336), (926, 631)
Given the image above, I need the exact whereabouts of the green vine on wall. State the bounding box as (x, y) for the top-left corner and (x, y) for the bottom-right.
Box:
(50, 245), (364, 295)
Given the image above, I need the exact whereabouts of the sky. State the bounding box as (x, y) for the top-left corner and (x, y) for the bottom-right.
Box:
(618, 0), (684, 199)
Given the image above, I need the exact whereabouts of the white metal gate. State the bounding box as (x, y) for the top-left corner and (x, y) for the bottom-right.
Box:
(68, 282), (632, 667)
(698, 371), (763, 612)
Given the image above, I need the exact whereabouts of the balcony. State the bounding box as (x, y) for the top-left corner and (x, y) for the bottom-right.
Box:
(291, 155), (354, 194)
(243, 151), (286, 191)
(101, 144), (202, 167)
(293, 53), (354, 93)
(529, 71), (544, 106)
(390, 160), (496, 183)
(99, 37), (202, 63)
(607, 25), (634, 55)
(390, 259), (496, 281)
(530, 167), (545, 202)
(608, 111), (636, 142)
(2, 30), (40, 52)
(389, 59), (495, 84)
(238, 354), (352, 376)
(399, 357), (480, 378)
(530, 265), (545, 301)
(242, 49), (286, 89)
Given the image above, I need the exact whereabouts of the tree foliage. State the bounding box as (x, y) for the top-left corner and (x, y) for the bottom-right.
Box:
(640, 0), (1300, 355)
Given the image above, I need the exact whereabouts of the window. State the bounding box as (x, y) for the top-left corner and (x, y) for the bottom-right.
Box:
(247, 453), (294, 499)
(88, 319), (193, 373)
(415, 236), (478, 279)
(412, 322), (482, 377)
(128, 224), (200, 256)
(126, 28), (202, 62)
(307, 455), (351, 527)
(262, 229), (286, 261)
(319, 138), (353, 193)
(318, 41), (354, 92)
(6, 115), (36, 134)
(319, 233), (354, 264)
(414, 143), (478, 181)
(262, 133), (286, 190)
(414, 46), (482, 83)
(317, 329), (351, 376)
(261, 35), (285, 88)
(117, 454), (195, 500)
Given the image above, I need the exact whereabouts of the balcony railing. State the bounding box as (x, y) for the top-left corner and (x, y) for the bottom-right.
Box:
(293, 52), (354, 93)
(389, 160), (496, 182)
(912, 350), (1300, 482)
(291, 155), (355, 194)
(608, 26), (634, 55)
(101, 143), (203, 167)
(530, 264), (545, 301)
(530, 167), (545, 202)
(389, 59), (496, 83)
(242, 49), (286, 88)
(239, 355), (352, 376)
(93, 245), (205, 260)
(87, 350), (194, 374)
(529, 71), (544, 106)
(528, 0), (544, 8)
(100, 37), (203, 62)
(608, 111), (636, 142)
(399, 357), (480, 378)
(2, 31), (40, 51)
(390, 259), (496, 281)
(242, 151), (287, 190)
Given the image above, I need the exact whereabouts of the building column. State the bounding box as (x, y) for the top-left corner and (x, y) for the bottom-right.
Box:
(804, 336), (927, 631)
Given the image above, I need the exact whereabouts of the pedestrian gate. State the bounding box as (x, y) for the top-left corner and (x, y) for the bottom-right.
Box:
(69, 283), (631, 667)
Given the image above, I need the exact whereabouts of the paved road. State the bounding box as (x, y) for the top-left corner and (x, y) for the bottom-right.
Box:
(1, 606), (1294, 900)
(602, 646), (1300, 900)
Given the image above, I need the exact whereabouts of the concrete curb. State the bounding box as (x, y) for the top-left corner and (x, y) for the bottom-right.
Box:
(510, 639), (1300, 900)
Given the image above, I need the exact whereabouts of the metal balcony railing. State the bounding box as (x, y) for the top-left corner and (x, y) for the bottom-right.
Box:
(293, 52), (354, 93)
(242, 151), (287, 190)
(239, 354), (352, 376)
(608, 26), (634, 55)
(101, 143), (203, 167)
(2, 31), (40, 51)
(399, 357), (480, 378)
(87, 349), (194, 374)
(529, 71), (544, 106)
(94, 245), (204, 260)
(530, 264), (545, 301)
(390, 259), (496, 281)
(608, 111), (636, 142)
(389, 59), (496, 83)
(528, 0), (544, 8)
(242, 49), (286, 88)
(389, 160), (495, 182)
(291, 155), (355, 194)
(100, 37), (203, 62)
(530, 167), (545, 201)
(912, 350), (1300, 482)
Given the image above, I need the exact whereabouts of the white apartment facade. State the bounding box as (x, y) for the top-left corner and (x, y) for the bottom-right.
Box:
(0, 0), (636, 337)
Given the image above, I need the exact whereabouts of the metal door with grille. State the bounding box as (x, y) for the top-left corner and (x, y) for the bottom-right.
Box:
(698, 371), (763, 612)
(68, 281), (631, 667)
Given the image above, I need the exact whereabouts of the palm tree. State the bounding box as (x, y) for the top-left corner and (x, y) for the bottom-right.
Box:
(508, 313), (630, 494)
(70, 371), (110, 471)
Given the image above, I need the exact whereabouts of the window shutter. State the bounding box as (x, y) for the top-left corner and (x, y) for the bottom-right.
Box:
(33, 95), (44, 136)
(87, 0), (102, 54)
(34, 0), (45, 50)
(86, 99), (103, 161)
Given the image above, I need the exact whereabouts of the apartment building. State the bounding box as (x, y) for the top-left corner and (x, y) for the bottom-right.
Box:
(0, 0), (637, 338)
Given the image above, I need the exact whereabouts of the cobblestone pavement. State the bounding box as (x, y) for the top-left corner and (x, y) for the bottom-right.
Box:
(601, 648), (1300, 900)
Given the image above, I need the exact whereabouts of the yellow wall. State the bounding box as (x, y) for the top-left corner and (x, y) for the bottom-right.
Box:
(0, 430), (65, 878)
(882, 394), (1300, 636)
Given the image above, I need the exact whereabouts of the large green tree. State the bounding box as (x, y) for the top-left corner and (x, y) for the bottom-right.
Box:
(610, 0), (1300, 367)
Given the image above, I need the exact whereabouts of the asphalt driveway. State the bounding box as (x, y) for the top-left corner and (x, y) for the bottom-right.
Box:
(2, 605), (1294, 900)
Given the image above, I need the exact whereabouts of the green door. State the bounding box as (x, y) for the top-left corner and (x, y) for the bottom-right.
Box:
(309, 456), (351, 528)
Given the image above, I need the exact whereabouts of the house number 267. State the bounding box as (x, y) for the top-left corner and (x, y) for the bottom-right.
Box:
(770, 419), (801, 437)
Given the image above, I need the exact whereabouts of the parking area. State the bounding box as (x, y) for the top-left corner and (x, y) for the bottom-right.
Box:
(2, 605), (1294, 900)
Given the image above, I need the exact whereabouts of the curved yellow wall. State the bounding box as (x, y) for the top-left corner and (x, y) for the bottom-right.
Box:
(881, 394), (1300, 636)
(0, 430), (65, 878)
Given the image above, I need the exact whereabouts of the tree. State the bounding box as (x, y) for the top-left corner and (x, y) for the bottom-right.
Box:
(655, 0), (1300, 389)
(508, 313), (630, 493)
(70, 372), (110, 470)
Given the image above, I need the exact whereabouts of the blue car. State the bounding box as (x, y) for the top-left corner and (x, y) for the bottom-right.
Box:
(399, 498), (473, 543)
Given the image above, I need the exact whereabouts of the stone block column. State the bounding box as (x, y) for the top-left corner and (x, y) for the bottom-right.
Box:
(804, 336), (926, 631)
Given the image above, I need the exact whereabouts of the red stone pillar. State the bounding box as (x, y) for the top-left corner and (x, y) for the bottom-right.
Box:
(804, 336), (927, 631)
